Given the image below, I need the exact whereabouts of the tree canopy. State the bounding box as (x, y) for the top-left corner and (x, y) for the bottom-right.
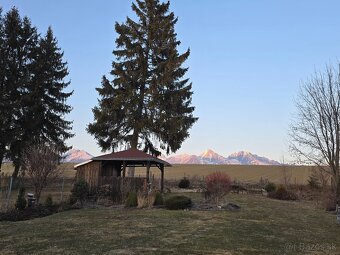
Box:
(88, 0), (198, 156)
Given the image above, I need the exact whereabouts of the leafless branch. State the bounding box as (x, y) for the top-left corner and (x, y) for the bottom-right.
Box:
(22, 142), (62, 203)
(289, 64), (340, 201)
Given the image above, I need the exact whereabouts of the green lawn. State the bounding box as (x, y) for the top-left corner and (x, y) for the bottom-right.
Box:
(0, 193), (339, 255)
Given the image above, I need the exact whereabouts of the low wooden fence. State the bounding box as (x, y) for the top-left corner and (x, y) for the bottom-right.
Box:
(94, 176), (147, 203)
(0, 175), (75, 211)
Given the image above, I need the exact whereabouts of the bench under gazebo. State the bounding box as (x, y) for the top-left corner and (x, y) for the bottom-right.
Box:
(74, 148), (171, 192)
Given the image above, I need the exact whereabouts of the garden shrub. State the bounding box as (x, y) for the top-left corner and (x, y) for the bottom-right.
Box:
(307, 175), (321, 190)
(125, 192), (137, 207)
(321, 191), (336, 211)
(205, 172), (231, 204)
(264, 182), (276, 193)
(45, 194), (53, 207)
(178, 177), (190, 189)
(15, 187), (27, 211)
(0, 204), (66, 222)
(97, 184), (112, 198)
(268, 185), (298, 201)
(70, 179), (89, 205)
(154, 192), (164, 206)
(164, 195), (192, 210)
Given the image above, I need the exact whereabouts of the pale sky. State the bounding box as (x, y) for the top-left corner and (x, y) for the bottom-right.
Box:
(2, 0), (340, 161)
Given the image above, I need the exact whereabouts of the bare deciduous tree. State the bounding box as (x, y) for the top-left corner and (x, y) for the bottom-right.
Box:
(290, 65), (340, 204)
(22, 143), (62, 203)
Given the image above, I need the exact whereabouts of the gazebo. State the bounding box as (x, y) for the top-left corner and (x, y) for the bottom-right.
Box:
(74, 148), (171, 192)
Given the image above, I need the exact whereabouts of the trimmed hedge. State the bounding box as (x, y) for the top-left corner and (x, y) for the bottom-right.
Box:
(165, 195), (192, 210)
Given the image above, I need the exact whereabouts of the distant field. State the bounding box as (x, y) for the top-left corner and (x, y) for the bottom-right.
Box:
(137, 164), (314, 185)
(2, 163), (314, 184)
(0, 163), (76, 178)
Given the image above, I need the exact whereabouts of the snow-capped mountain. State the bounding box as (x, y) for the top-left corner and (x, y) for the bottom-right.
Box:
(164, 154), (203, 164)
(226, 151), (280, 165)
(200, 149), (227, 164)
(63, 149), (93, 163)
(163, 149), (280, 165)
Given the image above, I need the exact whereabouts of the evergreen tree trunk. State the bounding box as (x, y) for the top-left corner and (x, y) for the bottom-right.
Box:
(128, 132), (139, 177)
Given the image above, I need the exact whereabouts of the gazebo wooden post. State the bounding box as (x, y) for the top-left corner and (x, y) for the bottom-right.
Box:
(122, 161), (126, 178)
(160, 164), (164, 193)
(146, 161), (151, 183)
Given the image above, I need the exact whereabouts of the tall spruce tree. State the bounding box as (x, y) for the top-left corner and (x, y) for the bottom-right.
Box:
(88, 0), (197, 157)
(0, 8), (73, 177)
(0, 8), (38, 174)
(28, 27), (73, 153)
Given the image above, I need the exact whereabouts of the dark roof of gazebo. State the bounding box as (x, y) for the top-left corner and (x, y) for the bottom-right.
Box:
(91, 148), (171, 166)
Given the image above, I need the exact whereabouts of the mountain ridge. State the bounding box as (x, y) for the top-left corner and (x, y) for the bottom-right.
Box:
(63, 148), (280, 165)
(163, 149), (280, 165)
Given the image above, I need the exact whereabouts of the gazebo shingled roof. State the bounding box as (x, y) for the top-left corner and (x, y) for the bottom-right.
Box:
(91, 148), (171, 166)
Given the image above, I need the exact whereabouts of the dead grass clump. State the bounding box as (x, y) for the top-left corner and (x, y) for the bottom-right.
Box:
(147, 192), (156, 208)
(137, 192), (147, 208)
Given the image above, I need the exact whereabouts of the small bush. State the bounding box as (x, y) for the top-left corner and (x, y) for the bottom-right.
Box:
(154, 192), (164, 206)
(165, 195), (192, 210)
(125, 192), (137, 207)
(70, 179), (89, 205)
(15, 187), (27, 211)
(178, 177), (190, 189)
(264, 182), (276, 193)
(321, 191), (336, 211)
(97, 184), (112, 198)
(268, 185), (298, 201)
(45, 194), (53, 207)
(205, 172), (231, 204)
(308, 175), (321, 190)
